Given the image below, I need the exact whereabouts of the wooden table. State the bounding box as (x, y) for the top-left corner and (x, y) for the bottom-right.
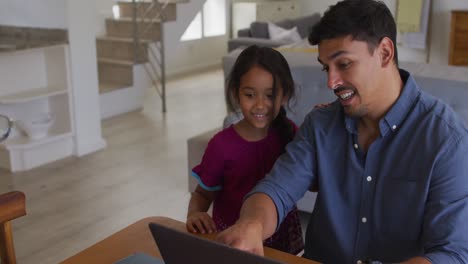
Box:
(60, 216), (319, 264)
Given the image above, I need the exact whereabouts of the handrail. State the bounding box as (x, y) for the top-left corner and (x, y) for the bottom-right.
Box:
(131, 0), (169, 112)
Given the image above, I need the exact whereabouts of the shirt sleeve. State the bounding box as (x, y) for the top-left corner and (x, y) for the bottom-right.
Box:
(248, 113), (317, 228)
(191, 136), (224, 192)
(423, 134), (468, 263)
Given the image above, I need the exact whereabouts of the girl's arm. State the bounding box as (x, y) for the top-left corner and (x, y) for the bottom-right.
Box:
(186, 185), (217, 234)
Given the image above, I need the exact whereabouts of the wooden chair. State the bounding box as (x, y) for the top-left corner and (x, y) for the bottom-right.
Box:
(0, 191), (26, 264)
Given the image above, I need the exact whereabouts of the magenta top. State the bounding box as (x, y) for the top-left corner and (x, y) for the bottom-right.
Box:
(192, 125), (291, 230)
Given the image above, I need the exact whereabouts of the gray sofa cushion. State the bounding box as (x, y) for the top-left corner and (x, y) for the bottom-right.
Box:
(293, 13), (321, 38)
(275, 19), (294, 30)
(250, 22), (269, 39)
(228, 13), (321, 52)
(237, 28), (251, 38)
(249, 18), (301, 39)
(228, 37), (290, 52)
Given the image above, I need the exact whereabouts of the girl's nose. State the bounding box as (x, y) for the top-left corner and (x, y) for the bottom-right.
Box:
(255, 97), (266, 109)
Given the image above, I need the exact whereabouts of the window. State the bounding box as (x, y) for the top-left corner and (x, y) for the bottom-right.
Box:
(181, 12), (202, 41)
(181, 0), (226, 41)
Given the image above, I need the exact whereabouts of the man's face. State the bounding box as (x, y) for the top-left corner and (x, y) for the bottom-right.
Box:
(317, 35), (384, 118)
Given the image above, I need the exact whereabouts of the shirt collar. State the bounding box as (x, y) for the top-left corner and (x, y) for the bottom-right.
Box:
(343, 69), (421, 136)
(380, 69), (421, 136)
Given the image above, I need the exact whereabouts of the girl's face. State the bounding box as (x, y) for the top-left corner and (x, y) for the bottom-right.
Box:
(237, 65), (285, 131)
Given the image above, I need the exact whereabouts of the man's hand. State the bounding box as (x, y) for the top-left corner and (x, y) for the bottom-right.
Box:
(186, 212), (217, 234)
(216, 219), (265, 256)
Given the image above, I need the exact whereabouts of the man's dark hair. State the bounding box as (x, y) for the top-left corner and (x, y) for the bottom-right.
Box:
(309, 0), (398, 65)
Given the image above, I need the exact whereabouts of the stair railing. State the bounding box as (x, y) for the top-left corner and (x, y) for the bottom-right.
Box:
(131, 0), (169, 113)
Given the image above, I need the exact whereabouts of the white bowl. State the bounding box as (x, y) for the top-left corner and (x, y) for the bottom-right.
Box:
(16, 114), (54, 140)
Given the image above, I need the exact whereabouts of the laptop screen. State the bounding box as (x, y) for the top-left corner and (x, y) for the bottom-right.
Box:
(148, 222), (283, 264)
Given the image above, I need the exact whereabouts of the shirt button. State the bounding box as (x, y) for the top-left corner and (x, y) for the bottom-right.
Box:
(366, 176), (372, 182)
(354, 143), (359, 149)
(362, 217), (367, 223)
(392, 125), (397, 130)
(357, 260), (363, 264)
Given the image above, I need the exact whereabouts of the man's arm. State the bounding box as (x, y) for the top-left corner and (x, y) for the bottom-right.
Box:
(216, 193), (278, 256)
(420, 134), (468, 263)
(401, 257), (431, 264)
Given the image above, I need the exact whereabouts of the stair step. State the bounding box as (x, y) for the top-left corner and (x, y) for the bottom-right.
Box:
(105, 17), (161, 41)
(117, 1), (177, 21)
(97, 59), (134, 89)
(99, 81), (129, 94)
(96, 36), (149, 63)
(98, 57), (135, 66)
(118, 0), (188, 3)
(97, 35), (152, 43)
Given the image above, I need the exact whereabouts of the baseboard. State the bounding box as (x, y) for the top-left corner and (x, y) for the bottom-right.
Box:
(166, 61), (221, 80)
(74, 137), (107, 157)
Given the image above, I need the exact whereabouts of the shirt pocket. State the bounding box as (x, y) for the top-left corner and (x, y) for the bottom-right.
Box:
(379, 178), (425, 242)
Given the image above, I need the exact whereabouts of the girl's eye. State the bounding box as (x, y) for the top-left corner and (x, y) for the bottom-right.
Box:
(321, 66), (329, 72)
(244, 93), (253, 98)
(266, 94), (274, 99)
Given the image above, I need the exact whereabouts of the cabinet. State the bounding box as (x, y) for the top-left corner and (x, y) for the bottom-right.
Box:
(232, 0), (299, 37)
(0, 45), (75, 172)
(449, 10), (468, 66)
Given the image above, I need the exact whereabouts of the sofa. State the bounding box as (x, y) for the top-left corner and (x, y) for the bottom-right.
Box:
(228, 13), (321, 52)
(187, 48), (468, 213)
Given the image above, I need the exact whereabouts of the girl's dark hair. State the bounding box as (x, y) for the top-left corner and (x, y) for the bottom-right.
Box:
(225, 45), (296, 143)
(309, 0), (399, 65)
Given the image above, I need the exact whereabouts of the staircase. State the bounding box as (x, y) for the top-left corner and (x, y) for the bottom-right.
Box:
(96, 0), (188, 118)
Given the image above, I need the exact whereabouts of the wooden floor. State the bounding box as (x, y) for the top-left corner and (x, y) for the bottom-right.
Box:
(0, 68), (227, 264)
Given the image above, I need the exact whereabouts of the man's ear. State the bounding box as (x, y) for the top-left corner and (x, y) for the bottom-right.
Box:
(379, 37), (394, 67)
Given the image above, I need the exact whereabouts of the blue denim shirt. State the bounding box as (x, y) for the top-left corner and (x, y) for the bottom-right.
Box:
(252, 70), (468, 263)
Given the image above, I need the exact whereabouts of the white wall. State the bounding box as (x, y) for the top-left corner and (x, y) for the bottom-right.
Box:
(0, 0), (67, 28)
(296, 0), (468, 65)
(165, 0), (228, 77)
(67, 0), (107, 156)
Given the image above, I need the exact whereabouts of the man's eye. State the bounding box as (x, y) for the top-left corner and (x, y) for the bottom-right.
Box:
(321, 66), (329, 72)
(339, 62), (352, 69)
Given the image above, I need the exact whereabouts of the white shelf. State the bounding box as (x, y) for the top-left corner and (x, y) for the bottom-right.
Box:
(0, 131), (73, 150)
(0, 86), (67, 104)
(0, 44), (75, 172)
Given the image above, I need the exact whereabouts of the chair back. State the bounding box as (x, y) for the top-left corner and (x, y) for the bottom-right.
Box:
(0, 191), (26, 264)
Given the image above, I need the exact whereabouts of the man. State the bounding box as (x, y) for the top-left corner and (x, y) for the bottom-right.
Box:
(217, 0), (468, 263)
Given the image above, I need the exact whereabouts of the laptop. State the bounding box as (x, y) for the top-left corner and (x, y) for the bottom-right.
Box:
(148, 222), (284, 264)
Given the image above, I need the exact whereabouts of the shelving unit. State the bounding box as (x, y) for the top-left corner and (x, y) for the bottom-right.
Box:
(0, 44), (75, 172)
(0, 86), (67, 104)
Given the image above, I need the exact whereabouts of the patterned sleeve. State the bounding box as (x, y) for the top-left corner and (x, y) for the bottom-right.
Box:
(191, 135), (224, 191)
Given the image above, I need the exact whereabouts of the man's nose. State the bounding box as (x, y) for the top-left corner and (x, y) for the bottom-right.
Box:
(327, 70), (343, 90)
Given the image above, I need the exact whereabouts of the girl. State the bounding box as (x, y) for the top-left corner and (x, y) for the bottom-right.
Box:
(186, 45), (304, 255)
